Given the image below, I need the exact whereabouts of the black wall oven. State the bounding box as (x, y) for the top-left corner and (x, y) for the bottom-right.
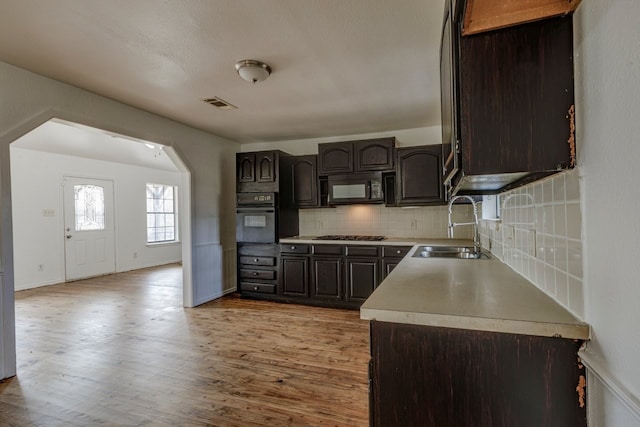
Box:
(236, 192), (298, 243)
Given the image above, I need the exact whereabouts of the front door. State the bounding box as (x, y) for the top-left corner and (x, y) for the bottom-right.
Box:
(63, 177), (115, 281)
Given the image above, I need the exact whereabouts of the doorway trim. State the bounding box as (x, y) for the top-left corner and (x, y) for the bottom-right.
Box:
(0, 110), (195, 379)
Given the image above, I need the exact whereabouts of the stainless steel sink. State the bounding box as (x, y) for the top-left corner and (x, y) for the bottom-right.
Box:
(412, 246), (490, 260)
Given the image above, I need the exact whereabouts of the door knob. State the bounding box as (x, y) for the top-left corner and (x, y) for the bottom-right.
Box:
(66, 235), (72, 239)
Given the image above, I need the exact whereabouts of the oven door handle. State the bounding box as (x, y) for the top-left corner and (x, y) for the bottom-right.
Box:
(236, 208), (275, 213)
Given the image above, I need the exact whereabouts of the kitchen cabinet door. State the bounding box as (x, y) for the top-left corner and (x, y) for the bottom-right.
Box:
(292, 155), (318, 207)
(346, 258), (380, 303)
(354, 138), (395, 172)
(382, 259), (400, 280)
(369, 321), (586, 427)
(237, 153), (256, 183)
(281, 256), (309, 297)
(318, 142), (353, 175)
(256, 151), (277, 183)
(441, 3), (576, 194)
(396, 146), (444, 206)
(311, 257), (343, 300)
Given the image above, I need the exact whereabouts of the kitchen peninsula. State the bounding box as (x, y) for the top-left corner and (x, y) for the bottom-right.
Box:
(361, 240), (589, 426)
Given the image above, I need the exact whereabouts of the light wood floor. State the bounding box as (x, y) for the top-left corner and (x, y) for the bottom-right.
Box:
(0, 264), (370, 426)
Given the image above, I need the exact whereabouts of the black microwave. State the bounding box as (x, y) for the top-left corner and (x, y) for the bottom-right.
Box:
(328, 172), (384, 205)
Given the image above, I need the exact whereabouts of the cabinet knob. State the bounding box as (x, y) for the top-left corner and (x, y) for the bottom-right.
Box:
(396, 250), (401, 254)
(253, 286), (259, 290)
(254, 258), (259, 262)
(291, 246), (296, 250)
(253, 272), (258, 276)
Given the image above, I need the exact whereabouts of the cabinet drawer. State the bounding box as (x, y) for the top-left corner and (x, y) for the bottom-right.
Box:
(280, 243), (310, 254)
(240, 269), (276, 280)
(239, 256), (276, 267)
(382, 246), (413, 258)
(238, 243), (278, 257)
(312, 244), (344, 256)
(240, 282), (276, 294)
(346, 245), (379, 257)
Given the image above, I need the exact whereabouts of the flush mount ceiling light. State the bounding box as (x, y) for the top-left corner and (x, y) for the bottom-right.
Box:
(235, 59), (271, 84)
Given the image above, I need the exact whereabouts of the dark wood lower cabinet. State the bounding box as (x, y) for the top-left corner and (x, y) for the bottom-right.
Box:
(280, 256), (309, 297)
(237, 243), (279, 298)
(311, 257), (343, 300)
(369, 321), (586, 427)
(381, 259), (399, 279)
(242, 243), (407, 308)
(346, 258), (380, 303)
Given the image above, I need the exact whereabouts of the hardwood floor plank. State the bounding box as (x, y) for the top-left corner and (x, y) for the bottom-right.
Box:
(0, 264), (369, 426)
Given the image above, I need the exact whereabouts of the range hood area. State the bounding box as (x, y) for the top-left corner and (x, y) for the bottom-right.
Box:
(440, 3), (577, 196)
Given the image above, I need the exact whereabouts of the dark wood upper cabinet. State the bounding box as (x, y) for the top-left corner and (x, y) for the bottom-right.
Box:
(237, 150), (297, 195)
(442, 0), (576, 195)
(318, 142), (353, 175)
(396, 146), (444, 206)
(256, 152), (276, 183)
(292, 155), (318, 207)
(318, 138), (395, 175)
(237, 153), (256, 183)
(354, 138), (395, 172)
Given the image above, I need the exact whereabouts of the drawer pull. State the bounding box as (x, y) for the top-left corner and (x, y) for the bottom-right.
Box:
(254, 258), (259, 262)
(253, 286), (259, 290)
(396, 250), (402, 254)
(253, 272), (258, 276)
(291, 246), (296, 250)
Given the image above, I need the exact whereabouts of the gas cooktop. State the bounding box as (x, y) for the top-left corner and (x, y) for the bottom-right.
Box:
(313, 235), (386, 241)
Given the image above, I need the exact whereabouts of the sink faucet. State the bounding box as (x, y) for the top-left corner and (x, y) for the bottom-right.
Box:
(448, 195), (480, 253)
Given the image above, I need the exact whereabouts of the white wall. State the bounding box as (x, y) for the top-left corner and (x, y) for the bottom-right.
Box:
(0, 61), (238, 379)
(574, 0), (640, 424)
(10, 147), (182, 291)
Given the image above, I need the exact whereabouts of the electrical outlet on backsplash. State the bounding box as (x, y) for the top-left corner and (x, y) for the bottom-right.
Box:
(479, 169), (584, 319)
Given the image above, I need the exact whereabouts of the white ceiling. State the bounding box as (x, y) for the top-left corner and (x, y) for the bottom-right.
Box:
(0, 0), (445, 144)
(12, 120), (179, 172)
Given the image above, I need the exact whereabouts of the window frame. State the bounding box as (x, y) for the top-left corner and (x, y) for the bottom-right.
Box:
(145, 183), (178, 244)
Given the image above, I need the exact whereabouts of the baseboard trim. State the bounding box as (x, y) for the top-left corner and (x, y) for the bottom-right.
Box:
(116, 260), (182, 273)
(579, 350), (640, 421)
(193, 287), (236, 307)
(14, 279), (63, 291)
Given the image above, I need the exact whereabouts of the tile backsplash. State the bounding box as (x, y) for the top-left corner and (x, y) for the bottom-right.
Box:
(479, 169), (584, 319)
(297, 171), (584, 320)
(299, 204), (474, 239)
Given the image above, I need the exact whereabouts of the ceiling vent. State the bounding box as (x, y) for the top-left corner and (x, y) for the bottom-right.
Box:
(203, 97), (237, 110)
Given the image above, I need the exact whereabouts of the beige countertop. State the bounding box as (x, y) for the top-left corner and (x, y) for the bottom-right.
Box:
(282, 236), (589, 339)
(358, 239), (589, 340)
